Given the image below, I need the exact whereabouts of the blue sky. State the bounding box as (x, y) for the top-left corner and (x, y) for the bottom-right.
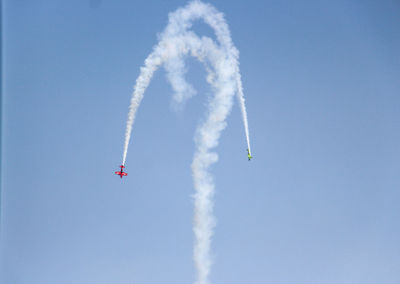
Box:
(1, 0), (400, 283)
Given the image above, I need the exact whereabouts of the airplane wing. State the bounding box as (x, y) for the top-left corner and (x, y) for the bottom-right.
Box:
(115, 171), (121, 175)
(122, 172), (128, 176)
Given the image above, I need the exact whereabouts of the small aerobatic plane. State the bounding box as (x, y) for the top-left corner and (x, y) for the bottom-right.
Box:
(247, 148), (253, 161)
(115, 165), (128, 178)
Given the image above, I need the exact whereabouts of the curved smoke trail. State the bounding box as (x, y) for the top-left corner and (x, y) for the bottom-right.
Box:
(121, 1), (251, 283)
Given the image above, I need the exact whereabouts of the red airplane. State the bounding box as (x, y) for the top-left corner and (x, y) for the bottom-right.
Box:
(115, 165), (128, 178)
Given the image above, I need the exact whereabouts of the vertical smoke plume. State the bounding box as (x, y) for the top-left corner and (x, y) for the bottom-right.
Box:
(121, 1), (251, 283)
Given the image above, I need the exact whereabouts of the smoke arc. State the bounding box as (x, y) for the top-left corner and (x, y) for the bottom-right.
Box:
(121, 1), (251, 283)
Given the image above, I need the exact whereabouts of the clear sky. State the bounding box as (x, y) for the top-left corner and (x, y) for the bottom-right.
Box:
(1, 0), (400, 283)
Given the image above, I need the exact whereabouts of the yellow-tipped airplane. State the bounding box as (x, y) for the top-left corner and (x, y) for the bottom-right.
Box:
(247, 148), (253, 161)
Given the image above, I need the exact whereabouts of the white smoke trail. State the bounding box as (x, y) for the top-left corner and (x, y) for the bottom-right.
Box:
(121, 1), (251, 283)
(236, 73), (251, 155)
